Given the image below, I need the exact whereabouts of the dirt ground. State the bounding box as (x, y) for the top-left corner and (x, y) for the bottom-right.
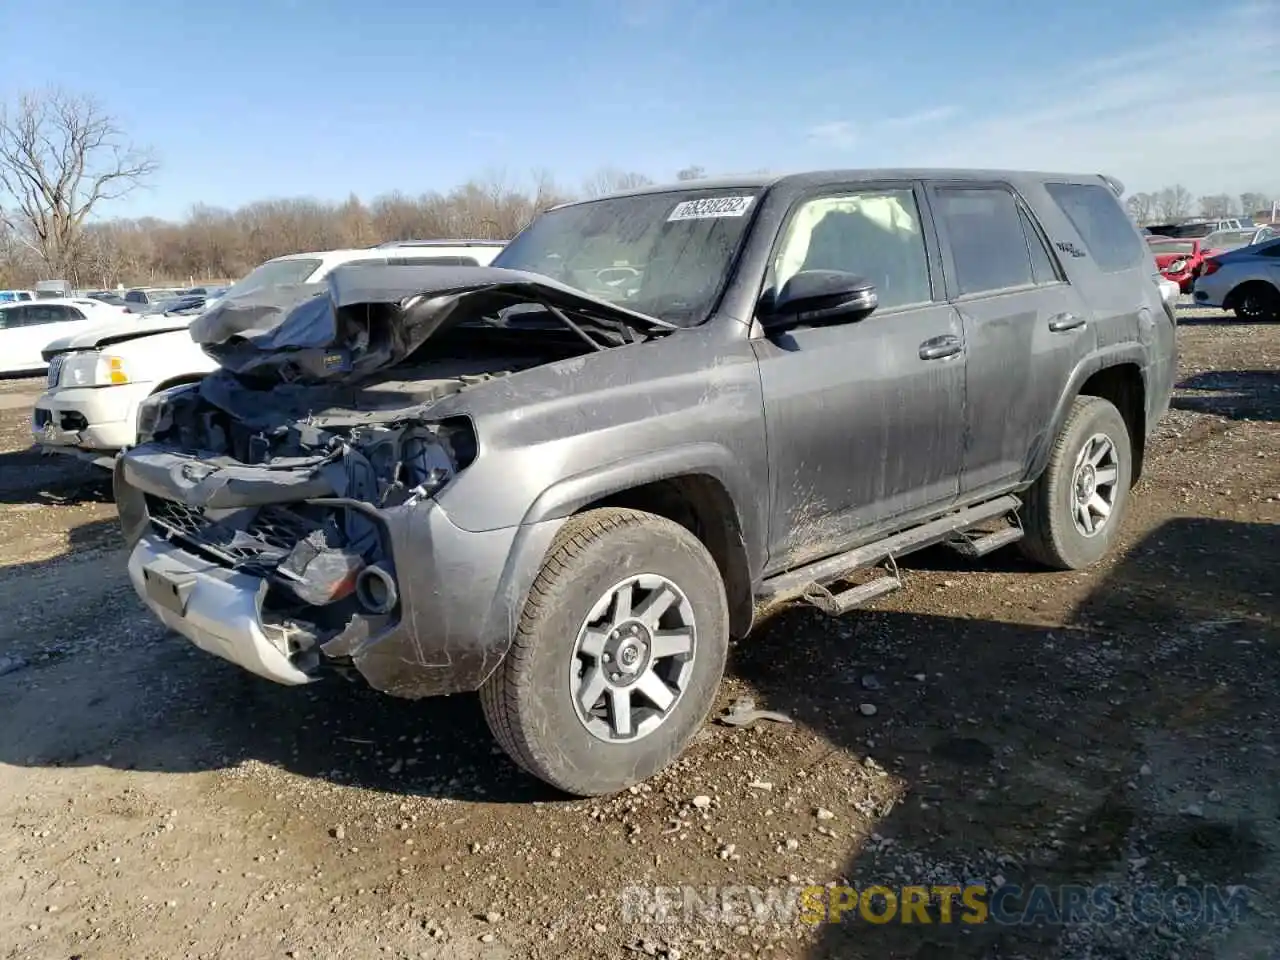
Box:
(1, 303), (1277, 960)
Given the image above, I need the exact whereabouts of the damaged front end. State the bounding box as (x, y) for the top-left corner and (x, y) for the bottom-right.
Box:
(116, 263), (670, 693)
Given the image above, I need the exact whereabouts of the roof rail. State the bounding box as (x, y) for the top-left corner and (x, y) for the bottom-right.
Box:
(371, 238), (507, 249)
(1098, 174), (1125, 197)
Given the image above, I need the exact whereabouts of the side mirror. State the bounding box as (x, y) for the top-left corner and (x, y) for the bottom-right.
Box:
(764, 270), (878, 329)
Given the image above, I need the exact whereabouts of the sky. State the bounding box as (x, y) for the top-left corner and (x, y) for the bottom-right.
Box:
(2, 0), (1277, 221)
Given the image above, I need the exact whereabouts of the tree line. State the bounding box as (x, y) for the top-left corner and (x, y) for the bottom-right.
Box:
(2, 87), (1275, 290)
(0, 87), (711, 290)
(1124, 186), (1275, 226)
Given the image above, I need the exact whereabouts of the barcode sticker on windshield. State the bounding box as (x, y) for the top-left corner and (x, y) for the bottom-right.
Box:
(667, 196), (755, 221)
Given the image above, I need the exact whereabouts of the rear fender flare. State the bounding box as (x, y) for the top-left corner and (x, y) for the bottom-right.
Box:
(1023, 346), (1149, 484)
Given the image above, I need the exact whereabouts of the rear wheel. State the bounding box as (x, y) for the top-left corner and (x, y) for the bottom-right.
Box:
(480, 508), (729, 796)
(1019, 396), (1133, 571)
(1230, 283), (1280, 321)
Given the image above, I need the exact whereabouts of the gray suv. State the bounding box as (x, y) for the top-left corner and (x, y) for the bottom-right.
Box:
(114, 169), (1177, 796)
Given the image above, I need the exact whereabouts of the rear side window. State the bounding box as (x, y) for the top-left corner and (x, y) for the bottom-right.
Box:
(0, 307), (24, 329)
(932, 186), (1036, 296)
(1045, 182), (1146, 272)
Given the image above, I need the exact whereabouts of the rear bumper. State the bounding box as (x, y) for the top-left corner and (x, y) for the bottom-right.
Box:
(1191, 274), (1231, 309)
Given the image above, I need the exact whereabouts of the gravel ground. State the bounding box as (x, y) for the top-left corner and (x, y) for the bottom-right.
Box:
(0, 302), (1277, 960)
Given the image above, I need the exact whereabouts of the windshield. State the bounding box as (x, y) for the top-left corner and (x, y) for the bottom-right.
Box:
(492, 189), (762, 326)
(222, 257), (323, 300)
(1148, 240), (1196, 255)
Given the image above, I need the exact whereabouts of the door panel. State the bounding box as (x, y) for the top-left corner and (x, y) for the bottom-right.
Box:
(927, 183), (1094, 498)
(753, 183), (965, 574)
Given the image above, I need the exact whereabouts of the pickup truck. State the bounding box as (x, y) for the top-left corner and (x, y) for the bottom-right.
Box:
(114, 168), (1177, 796)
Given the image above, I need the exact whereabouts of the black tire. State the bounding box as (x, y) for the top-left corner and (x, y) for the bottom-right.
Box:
(1229, 283), (1280, 321)
(1019, 396), (1133, 571)
(480, 508), (729, 796)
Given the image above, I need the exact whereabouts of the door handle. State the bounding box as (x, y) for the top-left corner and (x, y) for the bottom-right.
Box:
(918, 335), (963, 360)
(1048, 312), (1086, 332)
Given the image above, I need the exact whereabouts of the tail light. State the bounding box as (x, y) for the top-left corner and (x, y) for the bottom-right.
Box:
(1201, 258), (1222, 277)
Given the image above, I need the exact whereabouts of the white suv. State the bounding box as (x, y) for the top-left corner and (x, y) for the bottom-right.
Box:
(32, 241), (506, 466)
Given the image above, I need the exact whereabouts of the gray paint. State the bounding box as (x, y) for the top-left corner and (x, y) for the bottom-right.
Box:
(116, 167), (1176, 698)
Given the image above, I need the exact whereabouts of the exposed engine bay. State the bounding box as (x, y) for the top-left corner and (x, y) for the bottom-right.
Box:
(118, 263), (674, 665)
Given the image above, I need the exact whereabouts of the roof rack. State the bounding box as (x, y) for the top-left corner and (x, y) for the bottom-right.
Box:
(370, 238), (507, 249)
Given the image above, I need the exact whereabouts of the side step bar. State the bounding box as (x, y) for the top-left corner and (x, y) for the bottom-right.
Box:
(947, 524), (1024, 558)
(759, 495), (1021, 606)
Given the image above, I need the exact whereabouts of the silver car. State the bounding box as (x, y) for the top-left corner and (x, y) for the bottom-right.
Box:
(1192, 237), (1280, 320)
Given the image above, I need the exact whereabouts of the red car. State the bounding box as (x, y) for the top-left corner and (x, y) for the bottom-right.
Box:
(1147, 237), (1224, 293)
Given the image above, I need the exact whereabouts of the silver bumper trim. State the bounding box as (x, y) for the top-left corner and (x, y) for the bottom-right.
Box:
(127, 534), (315, 686)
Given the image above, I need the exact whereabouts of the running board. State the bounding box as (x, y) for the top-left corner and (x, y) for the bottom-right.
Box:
(947, 525), (1024, 558)
(802, 570), (903, 616)
(759, 495), (1021, 604)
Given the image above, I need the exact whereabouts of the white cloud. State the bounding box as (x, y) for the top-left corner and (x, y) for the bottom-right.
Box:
(807, 107), (959, 150)
(882, 105), (960, 130)
(911, 1), (1280, 195)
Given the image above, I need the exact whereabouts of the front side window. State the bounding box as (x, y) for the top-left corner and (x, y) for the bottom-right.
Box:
(1046, 182), (1147, 272)
(493, 189), (761, 326)
(934, 186), (1036, 295)
(772, 188), (932, 311)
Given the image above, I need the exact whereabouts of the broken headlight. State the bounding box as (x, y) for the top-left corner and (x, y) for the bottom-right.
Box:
(350, 417), (478, 507)
(135, 382), (199, 445)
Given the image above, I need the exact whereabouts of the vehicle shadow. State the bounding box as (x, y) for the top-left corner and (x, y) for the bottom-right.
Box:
(0, 445), (114, 505)
(730, 517), (1278, 958)
(1173, 370), (1280, 422)
(0, 513), (558, 805)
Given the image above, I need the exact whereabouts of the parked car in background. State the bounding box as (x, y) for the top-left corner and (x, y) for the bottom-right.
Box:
(31, 241), (506, 465)
(1200, 226), (1280, 253)
(1147, 236), (1220, 292)
(0, 289), (34, 303)
(0, 298), (129, 376)
(1147, 218), (1247, 239)
(85, 291), (130, 307)
(113, 170), (1175, 795)
(123, 287), (187, 313)
(1193, 237), (1280, 320)
(180, 285), (230, 298)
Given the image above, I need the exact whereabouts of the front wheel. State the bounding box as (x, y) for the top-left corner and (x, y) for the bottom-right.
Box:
(480, 508), (729, 796)
(1019, 396), (1133, 571)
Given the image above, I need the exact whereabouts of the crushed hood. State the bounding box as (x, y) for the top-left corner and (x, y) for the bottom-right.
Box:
(188, 263), (675, 384)
(42, 313), (198, 360)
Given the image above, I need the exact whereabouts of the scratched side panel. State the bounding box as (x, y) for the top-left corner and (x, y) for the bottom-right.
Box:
(751, 304), (966, 575)
(428, 320), (770, 568)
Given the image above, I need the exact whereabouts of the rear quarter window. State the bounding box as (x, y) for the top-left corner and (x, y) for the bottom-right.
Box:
(1045, 182), (1147, 273)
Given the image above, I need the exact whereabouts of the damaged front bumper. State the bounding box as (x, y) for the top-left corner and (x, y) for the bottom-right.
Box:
(115, 447), (560, 698)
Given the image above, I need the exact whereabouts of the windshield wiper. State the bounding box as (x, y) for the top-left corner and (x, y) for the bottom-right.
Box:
(538, 300), (607, 352)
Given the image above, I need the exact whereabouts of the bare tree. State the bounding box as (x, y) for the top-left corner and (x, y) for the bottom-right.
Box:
(1154, 185), (1192, 221)
(1240, 192), (1272, 219)
(582, 167), (653, 198)
(1125, 192), (1157, 224)
(676, 165), (706, 181)
(0, 88), (158, 281)
(1198, 193), (1235, 218)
